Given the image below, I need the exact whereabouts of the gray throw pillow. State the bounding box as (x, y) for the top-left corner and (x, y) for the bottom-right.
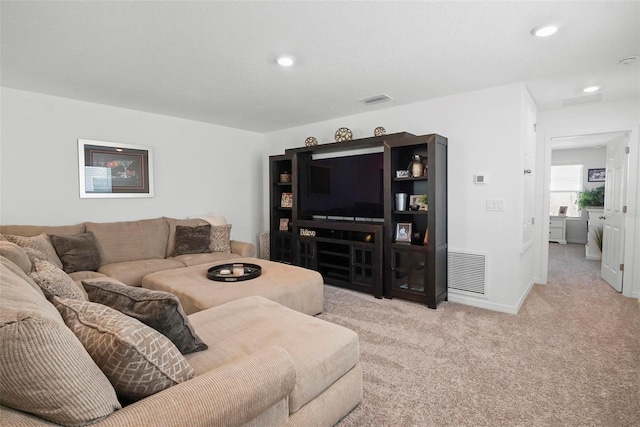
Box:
(50, 232), (101, 273)
(174, 224), (212, 256)
(81, 280), (208, 354)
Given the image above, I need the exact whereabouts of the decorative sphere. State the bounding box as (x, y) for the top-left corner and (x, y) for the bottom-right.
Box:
(305, 136), (318, 147)
(374, 126), (386, 137)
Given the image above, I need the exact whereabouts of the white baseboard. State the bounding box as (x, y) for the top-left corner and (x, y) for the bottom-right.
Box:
(448, 278), (536, 315)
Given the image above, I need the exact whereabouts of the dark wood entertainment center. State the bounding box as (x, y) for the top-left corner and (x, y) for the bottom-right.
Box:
(269, 132), (447, 308)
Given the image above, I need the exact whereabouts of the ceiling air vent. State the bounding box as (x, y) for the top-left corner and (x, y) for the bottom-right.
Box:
(561, 93), (604, 107)
(359, 94), (393, 105)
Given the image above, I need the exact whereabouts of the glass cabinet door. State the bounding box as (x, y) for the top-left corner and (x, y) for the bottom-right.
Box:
(351, 245), (375, 288)
(391, 249), (426, 293)
(298, 240), (316, 269)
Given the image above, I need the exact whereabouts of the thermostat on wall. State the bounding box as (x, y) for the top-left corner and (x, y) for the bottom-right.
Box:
(474, 175), (486, 184)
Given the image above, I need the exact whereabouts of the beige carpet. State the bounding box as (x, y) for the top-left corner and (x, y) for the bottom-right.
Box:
(319, 243), (640, 426)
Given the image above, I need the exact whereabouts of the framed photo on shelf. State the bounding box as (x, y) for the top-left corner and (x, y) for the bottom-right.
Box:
(409, 194), (428, 211)
(395, 223), (412, 243)
(280, 192), (293, 208)
(78, 139), (153, 198)
(587, 168), (605, 182)
(279, 218), (290, 231)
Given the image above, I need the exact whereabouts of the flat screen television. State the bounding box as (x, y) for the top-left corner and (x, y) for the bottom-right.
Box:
(299, 152), (384, 219)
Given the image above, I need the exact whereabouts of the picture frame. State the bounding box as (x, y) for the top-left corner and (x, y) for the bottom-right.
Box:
(587, 168), (606, 182)
(280, 192), (293, 208)
(279, 218), (290, 231)
(558, 206), (568, 216)
(409, 194), (428, 211)
(78, 139), (153, 198)
(395, 222), (412, 243)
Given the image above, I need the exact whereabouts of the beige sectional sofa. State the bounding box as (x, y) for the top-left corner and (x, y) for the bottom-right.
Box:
(0, 217), (363, 426)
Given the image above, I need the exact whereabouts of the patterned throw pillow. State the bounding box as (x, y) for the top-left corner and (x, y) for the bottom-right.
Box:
(50, 232), (101, 273)
(53, 298), (195, 402)
(174, 224), (212, 256)
(30, 259), (86, 300)
(210, 224), (232, 253)
(82, 280), (208, 354)
(5, 233), (63, 269)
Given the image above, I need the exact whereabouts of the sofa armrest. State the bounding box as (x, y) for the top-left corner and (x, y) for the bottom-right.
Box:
(95, 346), (295, 427)
(230, 240), (256, 257)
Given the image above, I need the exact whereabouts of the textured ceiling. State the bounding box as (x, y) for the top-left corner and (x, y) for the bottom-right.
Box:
(1, 1), (638, 133)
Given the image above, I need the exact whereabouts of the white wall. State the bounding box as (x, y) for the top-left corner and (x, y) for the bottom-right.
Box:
(551, 147), (607, 243)
(0, 88), (267, 246)
(264, 83), (535, 313)
(536, 98), (640, 299)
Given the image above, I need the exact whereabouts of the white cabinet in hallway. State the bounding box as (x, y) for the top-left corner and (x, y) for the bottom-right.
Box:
(549, 216), (567, 244)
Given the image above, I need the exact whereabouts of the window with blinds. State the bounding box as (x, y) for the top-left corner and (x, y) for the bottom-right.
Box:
(550, 164), (583, 218)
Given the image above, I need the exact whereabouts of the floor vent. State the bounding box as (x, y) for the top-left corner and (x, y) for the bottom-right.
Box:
(448, 250), (486, 295)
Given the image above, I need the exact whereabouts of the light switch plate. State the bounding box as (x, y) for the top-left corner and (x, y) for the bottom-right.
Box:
(486, 199), (505, 211)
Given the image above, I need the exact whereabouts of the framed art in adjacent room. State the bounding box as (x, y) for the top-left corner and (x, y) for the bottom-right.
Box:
(395, 222), (412, 243)
(78, 139), (153, 198)
(587, 168), (606, 182)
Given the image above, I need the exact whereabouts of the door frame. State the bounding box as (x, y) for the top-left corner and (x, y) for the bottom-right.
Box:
(538, 126), (639, 299)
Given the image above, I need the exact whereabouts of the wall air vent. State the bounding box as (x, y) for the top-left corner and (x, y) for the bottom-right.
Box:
(448, 250), (487, 295)
(561, 93), (604, 107)
(358, 94), (393, 105)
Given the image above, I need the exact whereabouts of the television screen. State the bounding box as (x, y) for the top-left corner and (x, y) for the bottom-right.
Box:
(299, 152), (384, 219)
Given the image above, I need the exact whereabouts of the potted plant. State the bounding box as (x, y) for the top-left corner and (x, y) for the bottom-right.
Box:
(576, 185), (605, 210)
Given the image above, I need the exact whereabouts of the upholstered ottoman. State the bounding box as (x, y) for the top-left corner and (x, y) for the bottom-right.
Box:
(186, 296), (363, 426)
(142, 257), (324, 315)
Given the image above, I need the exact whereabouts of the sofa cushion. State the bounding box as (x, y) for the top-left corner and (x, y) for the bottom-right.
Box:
(0, 259), (121, 426)
(164, 217), (208, 258)
(174, 224), (212, 256)
(4, 232), (63, 269)
(82, 280), (208, 354)
(30, 259), (86, 300)
(171, 251), (240, 267)
(0, 223), (85, 238)
(186, 296), (359, 413)
(210, 224), (232, 253)
(0, 241), (32, 273)
(53, 298), (195, 402)
(98, 258), (186, 287)
(85, 218), (169, 265)
(50, 231), (101, 273)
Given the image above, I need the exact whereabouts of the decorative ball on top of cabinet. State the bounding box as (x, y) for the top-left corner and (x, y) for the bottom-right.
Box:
(334, 127), (353, 142)
(305, 136), (318, 147)
(374, 126), (386, 137)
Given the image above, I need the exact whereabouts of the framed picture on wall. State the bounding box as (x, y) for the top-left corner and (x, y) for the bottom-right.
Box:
(558, 206), (568, 216)
(78, 139), (153, 198)
(587, 168), (606, 182)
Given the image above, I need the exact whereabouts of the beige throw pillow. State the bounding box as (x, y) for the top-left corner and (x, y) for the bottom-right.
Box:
(53, 298), (195, 402)
(1, 262), (121, 426)
(30, 259), (86, 300)
(210, 224), (232, 253)
(5, 232), (63, 269)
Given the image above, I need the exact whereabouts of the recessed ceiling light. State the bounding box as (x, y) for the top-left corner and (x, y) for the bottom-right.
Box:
(583, 86), (600, 93)
(276, 55), (295, 67)
(530, 24), (559, 37)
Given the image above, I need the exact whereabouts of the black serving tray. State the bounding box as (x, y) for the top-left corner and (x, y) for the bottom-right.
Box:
(207, 263), (262, 282)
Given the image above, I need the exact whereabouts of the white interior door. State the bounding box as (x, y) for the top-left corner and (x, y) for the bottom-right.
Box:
(600, 134), (629, 291)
